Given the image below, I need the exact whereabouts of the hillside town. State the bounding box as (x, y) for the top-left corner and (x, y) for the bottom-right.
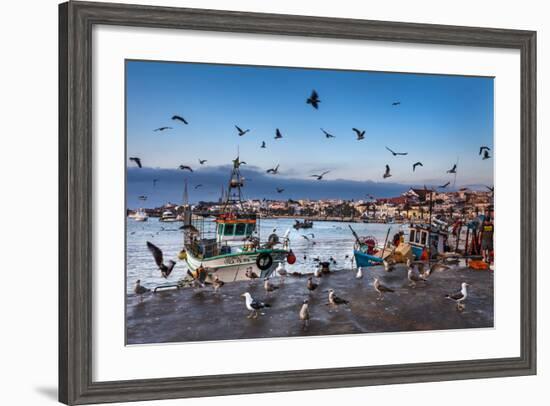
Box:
(129, 187), (493, 224)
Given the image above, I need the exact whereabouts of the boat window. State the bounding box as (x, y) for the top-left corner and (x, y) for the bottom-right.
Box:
(217, 224), (224, 235)
(421, 231), (427, 245)
(224, 224), (235, 236)
(409, 230), (415, 242)
(415, 231), (421, 243)
(246, 223), (256, 235)
(235, 223), (246, 236)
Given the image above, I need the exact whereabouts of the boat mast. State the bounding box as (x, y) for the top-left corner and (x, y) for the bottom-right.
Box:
(222, 155), (246, 213)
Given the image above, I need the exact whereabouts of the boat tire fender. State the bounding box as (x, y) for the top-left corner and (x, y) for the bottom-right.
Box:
(256, 253), (273, 271)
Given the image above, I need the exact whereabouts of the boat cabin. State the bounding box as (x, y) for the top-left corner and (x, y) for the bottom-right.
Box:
(408, 224), (448, 259)
(215, 213), (257, 244)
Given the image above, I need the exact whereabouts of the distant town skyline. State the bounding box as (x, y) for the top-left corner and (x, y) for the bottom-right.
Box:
(126, 60), (494, 207)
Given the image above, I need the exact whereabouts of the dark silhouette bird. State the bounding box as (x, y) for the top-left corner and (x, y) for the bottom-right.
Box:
(146, 241), (176, 278)
(194, 184), (203, 189)
(235, 125), (250, 136)
(276, 188), (285, 193)
(383, 164), (392, 178)
(154, 126), (172, 132)
(178, 165), (193, 172)
(138, 195), (147, 201)
(261, 141), (266, 148)
(447, 164), (457, 174)
(413, 162), (423, 171)
(321, 128), (335, 138)
(198, 159), (207, 165)
(352, 128), (365, 140)
(129, 157), (142, 168)
(306, 90), (321, 109)
(482, 150), (491, 160)
(266, 164), (280, 174)
(171, 115), (188, 124)
(479, 146), (491, 155)
(385, 146), (408, 156)
(485, 185), (494, 193)
(310, 171), (330, 180)
(152, 179), (158, 187)
(392, 101), (401, 106)
(274, 128), (283, 139)
(438, 181), (451, 189)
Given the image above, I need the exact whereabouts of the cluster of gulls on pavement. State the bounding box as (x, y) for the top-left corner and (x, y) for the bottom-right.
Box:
(130, 89), (488, 329)
(128, 90), (493, 197)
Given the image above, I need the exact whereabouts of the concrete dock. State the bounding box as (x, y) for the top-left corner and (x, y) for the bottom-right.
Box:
(126, 265), (493, 345)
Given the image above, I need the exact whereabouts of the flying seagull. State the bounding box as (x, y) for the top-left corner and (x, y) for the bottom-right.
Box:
(310, 171), (330, 180)
(486, 185), (494, 193)
(187, 266), (207, 289)
(274, 128), (283, 139)
(198, 159), (207, 165)
(152, 179), (158, 187)
(241, 292), (270, 319)
(445, 282), (470, 311)
(385, 146), (408, 156)
(154, 126), (172, 132)
(392, 101), (401, 106)
(129, 157), (142, 168)
(438, 181), (451, 189)
(383, 164), (392, 179)
(327, 289), (349, 306)
(479, 146), (491, 155)
(261, 141), (266, 148)
(374, 278), (395, 300)
(171, 115), (188, 124)
(146, 241), (176, 278)
(447, 164), (457, 174)
(276, 188), (285, 193)
(383, 259), (396, 273)
(482, 149), (491, 160)
(352, 128), (365, 140)
(407, 265), (427, 288)
(413, 161), (423, 172)
(178, 165), (193, 172)
(138, 195), (147, 201)
(321, 128), (335, 138)
(194, 184), (203, 189)
(235, 125), (250, 136)
(266, 164), (280, 174)
(299, 299), (310, 330)
(306, 90), (321, 109)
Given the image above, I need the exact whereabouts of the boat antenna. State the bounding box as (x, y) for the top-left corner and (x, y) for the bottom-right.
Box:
(453, 156), (459, 188)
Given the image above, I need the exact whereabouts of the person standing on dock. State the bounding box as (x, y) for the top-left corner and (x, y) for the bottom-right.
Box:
(481, 217), (494, 263)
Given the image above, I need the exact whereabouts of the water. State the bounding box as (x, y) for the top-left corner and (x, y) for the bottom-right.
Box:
(126, 218), (407, 293)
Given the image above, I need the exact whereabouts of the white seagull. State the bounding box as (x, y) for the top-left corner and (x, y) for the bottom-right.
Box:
(374, 277), (394, 300)
(299, 299), (310, 330)
(241, 292), (271, 319)
(355, 267), (363, 279)
(445, 282), (470, 311)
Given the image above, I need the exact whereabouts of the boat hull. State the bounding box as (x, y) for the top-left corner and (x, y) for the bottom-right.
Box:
(354, 250), (384, 267)
(185, 249), (289, 282)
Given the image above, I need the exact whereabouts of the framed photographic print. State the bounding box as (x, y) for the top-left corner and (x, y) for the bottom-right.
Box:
(59, 1), (536, 404)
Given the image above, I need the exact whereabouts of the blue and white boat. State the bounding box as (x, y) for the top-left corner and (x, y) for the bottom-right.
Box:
(349, 225), (385, 267)
(407, 222), (448, 260)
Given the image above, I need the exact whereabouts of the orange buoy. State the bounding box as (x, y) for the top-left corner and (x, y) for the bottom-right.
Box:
(287, 250), (296, 265)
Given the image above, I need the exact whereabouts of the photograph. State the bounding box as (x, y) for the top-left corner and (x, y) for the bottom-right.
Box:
(125, 60), (495, 345)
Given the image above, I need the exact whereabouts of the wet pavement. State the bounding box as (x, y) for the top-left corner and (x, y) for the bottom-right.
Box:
(126, 265), (494, 344)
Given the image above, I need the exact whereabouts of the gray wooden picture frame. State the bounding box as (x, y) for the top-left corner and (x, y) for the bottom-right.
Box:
(59, 1), (536, 404)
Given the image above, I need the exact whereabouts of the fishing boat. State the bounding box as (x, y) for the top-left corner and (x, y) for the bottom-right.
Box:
(349, 225), (387, 267)
(181, 157), (294, 282)
(293, 219), (313, 229)
(407, 222), (449, 260)
(159, 210), (178, 222)
(133, 208), (148, 222)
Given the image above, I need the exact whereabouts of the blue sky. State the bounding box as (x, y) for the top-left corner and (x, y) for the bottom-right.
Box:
(126, 60), (493, 207)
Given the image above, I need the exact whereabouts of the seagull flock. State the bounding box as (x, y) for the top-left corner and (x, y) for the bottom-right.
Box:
(128, 89), (492, 199)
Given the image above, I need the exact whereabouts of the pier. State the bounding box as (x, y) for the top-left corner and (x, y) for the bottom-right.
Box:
(127, 264), (493, 344)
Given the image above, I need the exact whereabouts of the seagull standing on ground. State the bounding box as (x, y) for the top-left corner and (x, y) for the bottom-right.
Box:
(445, 282), (470, 311)
(307, 276), (319, 291)
(306, 90), (321, 109)
(129, 157), (142, 168)
(407, 263), (427, 288)
(299, 299), (310, 330)
(264, 278), (279, 294)
(146, 241), (176, 278)
(355, 267), (363, 279)
(245, 269), (259, 280)
(241, 292), (270, 319)
(374, 278), (395, 300)
(134, 280), (149, 295)
(212, 275), (224, 293)
(327, 289), (349, 306)
(383, 259), (395, 272)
